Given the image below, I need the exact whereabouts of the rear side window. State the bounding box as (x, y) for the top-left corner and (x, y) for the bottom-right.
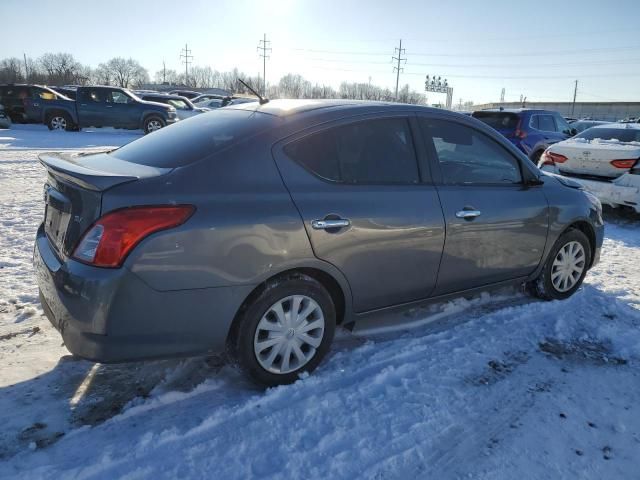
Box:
(421, 118), (521, 185)
(472, 112), (520, 131)
(284, 118), (419, 184)
(111, 108), (276, 167)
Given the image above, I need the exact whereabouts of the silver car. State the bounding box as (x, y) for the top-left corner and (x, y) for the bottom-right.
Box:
(34, 100), (604, 386)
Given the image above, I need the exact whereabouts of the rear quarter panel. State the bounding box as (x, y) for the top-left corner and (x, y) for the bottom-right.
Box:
(101, 130), (348, 294)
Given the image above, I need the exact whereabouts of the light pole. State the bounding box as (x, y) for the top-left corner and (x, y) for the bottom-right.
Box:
(425, 75), (453, 109)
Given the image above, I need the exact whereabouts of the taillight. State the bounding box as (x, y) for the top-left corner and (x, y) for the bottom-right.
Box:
(540, 151), (568, 166)
(514, 119), (527, 139)
(72, 205), (195, 268)
(610, 159), (637, 169)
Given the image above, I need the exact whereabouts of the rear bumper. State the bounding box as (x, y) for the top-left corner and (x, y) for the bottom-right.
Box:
(34, 225), (253, 362)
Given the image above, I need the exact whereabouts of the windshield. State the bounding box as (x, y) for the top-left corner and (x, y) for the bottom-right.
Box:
(576, 127), (640, 143)
(167, 99), (190, 110)
(472, 112), (520, 130)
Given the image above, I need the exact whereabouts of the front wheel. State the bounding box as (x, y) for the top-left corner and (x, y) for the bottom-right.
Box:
(230, 274), (336, 386)
(143, 116), (165, 134)
(528, 229), (591, 301)
(47, 113), (73, 131)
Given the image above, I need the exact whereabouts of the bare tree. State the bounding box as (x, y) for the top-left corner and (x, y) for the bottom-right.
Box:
(0, 58), (25, 83)
(97, 57), (149, 88)
(154, 68), (179, 85)
(38, 53), (84, 84)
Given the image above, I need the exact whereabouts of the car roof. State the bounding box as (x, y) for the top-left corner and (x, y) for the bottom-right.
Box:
(141, 93), (187, 99)
(474, 108), (554, 114)
(591, 122), (640, 130)
(225, 98), (437, 117)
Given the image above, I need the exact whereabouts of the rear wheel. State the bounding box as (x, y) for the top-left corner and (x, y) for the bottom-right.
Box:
(528, 229), (591, 300)
(47, 112), (73, 131)
(230, 274), (336, 386)
(144, 116), (165, 134)
(530, 150), (543, 165)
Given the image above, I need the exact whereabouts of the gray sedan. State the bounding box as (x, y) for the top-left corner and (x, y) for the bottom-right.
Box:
(34, 100), (604, 386)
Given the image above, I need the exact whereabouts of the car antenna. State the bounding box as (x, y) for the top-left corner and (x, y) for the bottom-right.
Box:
(238, 78), (269, 105)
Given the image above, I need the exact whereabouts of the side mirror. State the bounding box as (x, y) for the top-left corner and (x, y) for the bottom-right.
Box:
(569, 128), (577, 136)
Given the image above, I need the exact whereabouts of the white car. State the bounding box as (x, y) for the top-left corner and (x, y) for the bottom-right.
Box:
(539, 123), (640, 213)
(139, 93), (209, 121)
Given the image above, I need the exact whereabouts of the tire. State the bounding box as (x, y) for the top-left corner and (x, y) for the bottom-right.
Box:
(530, 150), (543, 166)
(528, 229), (591, 301)
(230, 273), (336, 386)
(143, 116), (165, 134)
(47, 112), (73, 131)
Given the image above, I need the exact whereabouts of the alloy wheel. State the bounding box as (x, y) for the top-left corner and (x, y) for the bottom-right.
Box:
(51, 116), (67, 130)
(551, 241), (586, 292)
(147, 120), (162, 132)
(253, 295), (325, 374)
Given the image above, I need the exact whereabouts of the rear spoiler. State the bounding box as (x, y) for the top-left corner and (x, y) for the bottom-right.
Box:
(38, 152), (171, 191)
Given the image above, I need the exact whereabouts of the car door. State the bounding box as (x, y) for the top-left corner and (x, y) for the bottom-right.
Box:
(273, 114), (445, 313)
(105, 89), (139, 128)
(418, 116), (548, 295)
(77, 88), (107, 127)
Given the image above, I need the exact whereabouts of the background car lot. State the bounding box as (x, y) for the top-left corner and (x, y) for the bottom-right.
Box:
(0, 124), (639, 479)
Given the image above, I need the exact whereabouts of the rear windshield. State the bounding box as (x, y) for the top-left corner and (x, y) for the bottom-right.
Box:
(576, 127), (640, 143)
(111, 109), (276, 167)
(472, 112), (520, 130)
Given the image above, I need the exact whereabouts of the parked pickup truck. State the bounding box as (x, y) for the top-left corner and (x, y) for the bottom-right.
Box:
(32, 86), (178, 134)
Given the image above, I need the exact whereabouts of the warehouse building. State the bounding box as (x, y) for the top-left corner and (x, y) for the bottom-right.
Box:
(470, 102), (640, 121)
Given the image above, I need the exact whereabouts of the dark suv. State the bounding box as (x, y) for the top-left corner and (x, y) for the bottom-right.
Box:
(472, 109), (576, 163)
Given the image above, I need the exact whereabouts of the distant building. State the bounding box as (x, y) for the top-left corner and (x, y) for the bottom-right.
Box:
(470, 101), (640, 121)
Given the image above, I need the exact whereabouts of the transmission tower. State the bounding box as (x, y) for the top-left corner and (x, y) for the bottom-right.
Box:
(257, 34), (272, 96)
(180, 44), (193, 85)
(392, 39), (406, 101)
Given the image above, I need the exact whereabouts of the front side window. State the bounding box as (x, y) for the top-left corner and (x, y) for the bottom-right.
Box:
(420, 118), (521, 185)
(533, 114), (556, 132)
(284, 118), (420, 184)
(107, 90), (132, 104)
(554, 114), (572, 134)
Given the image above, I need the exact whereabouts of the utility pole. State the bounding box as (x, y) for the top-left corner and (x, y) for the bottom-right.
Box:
(23, 53), (28, 82)
(392, 39), (406, 101)
(500, 87), (505, 103)
(180, 44), (193, 85)
(571, 80), (578, 116)
(257, 34), (271, 96)
(162, 60), (166, 84)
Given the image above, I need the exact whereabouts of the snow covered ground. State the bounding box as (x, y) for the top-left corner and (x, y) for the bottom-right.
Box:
(0, 124), (639, 479)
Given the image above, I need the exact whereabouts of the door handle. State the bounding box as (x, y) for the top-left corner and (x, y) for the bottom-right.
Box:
(311, 219), (350, 230)
(455, 210), (482, 219)
(105, 105), (113, 108)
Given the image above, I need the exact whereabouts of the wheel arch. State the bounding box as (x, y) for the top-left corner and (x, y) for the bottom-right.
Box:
(565, 220), (596, 268)
(226, 266), (351, 349)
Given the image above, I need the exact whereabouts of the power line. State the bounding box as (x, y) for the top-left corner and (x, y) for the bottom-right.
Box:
(257, 33), (271, 96)
(392, 39), (406, 100)
(292, 45), (640, 59)
(180, 43), (193, 84)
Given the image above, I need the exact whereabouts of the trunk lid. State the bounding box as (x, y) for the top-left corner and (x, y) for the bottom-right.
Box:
(549, 138), (640, 179)
(39, 152), (171, 259)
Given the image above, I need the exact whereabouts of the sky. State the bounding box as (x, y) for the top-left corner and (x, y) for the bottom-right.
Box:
(2, 0), (640, 105)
